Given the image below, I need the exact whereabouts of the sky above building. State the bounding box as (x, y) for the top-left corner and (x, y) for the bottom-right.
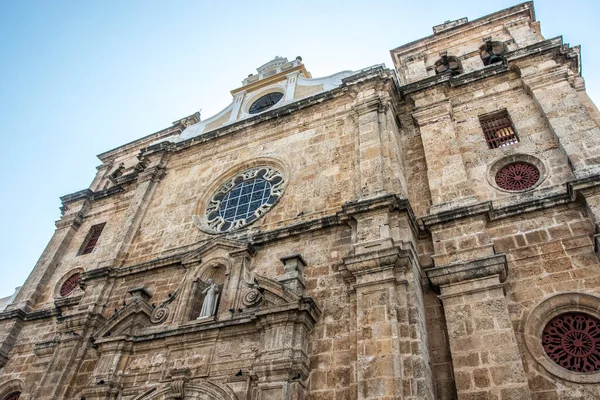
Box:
(0, 0), (598, 296)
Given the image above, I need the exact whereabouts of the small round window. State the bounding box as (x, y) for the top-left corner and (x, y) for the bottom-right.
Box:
(60, 273), (81, 297)
(248, 92), (283, 114)
(205, 167), (285, 233)
(542, 312), (600, 373)
(495, 162), (540, 191)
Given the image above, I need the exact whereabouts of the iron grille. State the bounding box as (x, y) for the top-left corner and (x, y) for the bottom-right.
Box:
(60, 273), (81, 297)
(542, 312), (600, 373)
(479, 111), (519, 149)
(80, 223), (106, 255)
(495, 162), (540, 191)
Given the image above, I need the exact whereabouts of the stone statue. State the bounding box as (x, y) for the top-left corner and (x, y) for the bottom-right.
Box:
(198, 279), (219, 318)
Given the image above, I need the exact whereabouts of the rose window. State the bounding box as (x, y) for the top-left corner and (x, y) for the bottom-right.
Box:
(205, 167), (285, 233)
(495, 162), (540, 191)
(542, 312), (600, 373)
(60, 273), (81, 297)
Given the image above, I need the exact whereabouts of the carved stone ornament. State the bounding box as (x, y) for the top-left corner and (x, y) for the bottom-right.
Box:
(205, 167), (285, 233)
(242, 288), (263, 307)
(151, 289), (179, 324)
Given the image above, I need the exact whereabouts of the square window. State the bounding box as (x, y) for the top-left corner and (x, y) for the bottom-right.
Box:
(479, 110), (519, 149)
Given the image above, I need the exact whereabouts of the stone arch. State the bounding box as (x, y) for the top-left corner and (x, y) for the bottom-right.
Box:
(524, 292), (600, 383)
(131, 381), (239, 400)
(0, 379), (24, 400)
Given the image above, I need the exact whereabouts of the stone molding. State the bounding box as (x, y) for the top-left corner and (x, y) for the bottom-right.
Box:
(523, 292), (600, 383)
(422, 174), (600, 229)
(426, 253), (508, 289)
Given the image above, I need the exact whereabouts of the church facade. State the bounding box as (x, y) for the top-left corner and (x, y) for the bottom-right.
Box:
(2, 2), (600, 399)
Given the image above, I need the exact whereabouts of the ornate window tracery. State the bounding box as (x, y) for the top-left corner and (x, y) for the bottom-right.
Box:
(60, 272), (81, 297)
(205, 167), (285, 233)
(542, 312), (600, 373)
(3, 392), (20, 400)
(495, 162), (540, 191)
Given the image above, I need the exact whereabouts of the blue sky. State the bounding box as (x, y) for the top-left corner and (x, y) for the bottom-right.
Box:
(0, 0), (598, 296)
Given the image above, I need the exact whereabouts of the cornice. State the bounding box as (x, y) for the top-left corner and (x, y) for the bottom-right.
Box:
(399, 36), (575, 98)
(421, 174), (600, 229)
(426, 253), (508, 289)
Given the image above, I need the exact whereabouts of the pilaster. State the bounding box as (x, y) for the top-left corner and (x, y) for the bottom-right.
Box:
(520, 63), (600, 178)
(427, 254), (531, 400)
(411, 100), (476, 212)
(353, 96), (387, 199)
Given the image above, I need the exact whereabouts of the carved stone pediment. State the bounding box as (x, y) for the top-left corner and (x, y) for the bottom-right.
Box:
(92, 288), (153, 339)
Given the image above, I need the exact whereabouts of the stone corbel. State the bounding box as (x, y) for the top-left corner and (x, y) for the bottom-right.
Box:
(169, 368), (191, 399)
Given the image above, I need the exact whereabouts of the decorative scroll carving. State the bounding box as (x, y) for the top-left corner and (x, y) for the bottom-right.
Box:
(242, 288), (263, 308)
(151, 290), (179, 324)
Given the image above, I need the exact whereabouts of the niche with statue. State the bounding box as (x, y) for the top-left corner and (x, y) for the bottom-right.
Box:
(190, 263), (226, 320)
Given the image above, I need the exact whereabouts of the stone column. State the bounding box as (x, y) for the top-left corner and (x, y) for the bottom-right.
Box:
(427, 254), (531, 400)
(411, 100), (476, 211)
(520, 63), (600, 178)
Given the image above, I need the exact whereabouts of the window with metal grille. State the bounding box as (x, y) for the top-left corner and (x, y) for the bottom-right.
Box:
(479, 110), (519, 149)
(79, 223), (106, 255)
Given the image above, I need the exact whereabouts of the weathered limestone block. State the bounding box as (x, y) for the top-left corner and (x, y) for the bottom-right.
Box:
(519, 62), (600, 178)
(411, 98), (476, 211)
(427, 254), (531, 400)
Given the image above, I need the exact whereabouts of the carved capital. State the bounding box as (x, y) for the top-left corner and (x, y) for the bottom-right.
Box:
(137, 166), (166, 183)
(411, 100), (453, 126)
(353, 95), (383, 116)
(426, 253), (507, 290)
(520, 65), (570, 92)
(55, 211), (84, 230)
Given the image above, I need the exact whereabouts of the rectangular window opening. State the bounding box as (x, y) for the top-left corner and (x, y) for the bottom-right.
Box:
(479, 110), (519, 149)
(79, 222), (106, 255)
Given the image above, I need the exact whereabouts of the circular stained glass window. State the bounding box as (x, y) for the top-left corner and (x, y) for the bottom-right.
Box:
(205, 167), (285, 233)
(542, 312), (600, 373)
(60, 273), (81, 297)
(248, 92), (284, 114)
(495, 162), (540, 191)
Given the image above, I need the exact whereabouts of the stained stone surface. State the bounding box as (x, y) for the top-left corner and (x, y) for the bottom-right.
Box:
(1, 2), (600, 400)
